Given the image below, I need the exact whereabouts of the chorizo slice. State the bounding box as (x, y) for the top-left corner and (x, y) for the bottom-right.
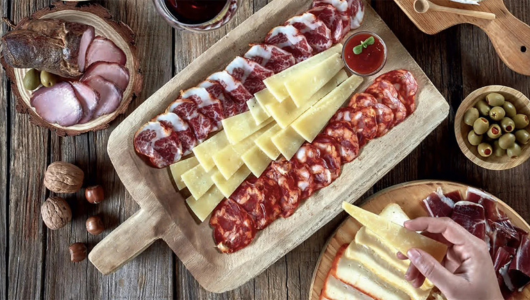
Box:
(324, 121), (359, 163)
(291, 160), (316, 201)
(210, 199), (257, 254)
(294, 143), (333, 191)
(373, 103), (394, 137)
(265, 159), (302, 218)
(375, 70), (418, 114)
(365, 80), (407, 126)
(351, 107), (378, 147)
(348, 93), (377, 110)
(331, 106), (357, 125)
(313, 135), (342, 181)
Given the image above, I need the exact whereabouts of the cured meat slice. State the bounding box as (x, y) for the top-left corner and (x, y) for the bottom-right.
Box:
(81, 62), (130, 91)
(332, 106), (357, 124)
(230, 176), (282, 230)
(83, 75), (123, 118)
(347, 0), (365, 29)
(198, 80), (239, 118)
(422, 187), (455, 218)
(291, 160), (315, 200)
(85, 36), (126, 69)
(444, 190), (463, 202)
(134, 120), (183, 168)
(264, 25), (313, 63)
(30, 82), (83, 127)
(313, 0), (351, 38)
(265, 159), (302, 218)
(244, 44), (296, 74)
(324, 121), (359, 163)
(376, 70), (418, 114)
(207, 71), (252, 112)
(349, 93), (378, 110)
(493, 247), (513, 287)
(210, 199), (257, 254)
(70, 81), (99, 124)
(351, 107), (378, 146)
(168, 99), (214, 142)
(308, 5), (345, 43)
(313, 135), (342, 181)
(508, 235), (530, 290)
(181, 87), (225, 131)
(225, 57), (274, 94)
(285, 13), (333, 53)
(349, 93), (394, 137)
(365, 80), (407, 126)
(451, 201), (487, 241)
(155, 112), (197, 156)
(490, 221), (520, 259)
(295, 143), (333, 190)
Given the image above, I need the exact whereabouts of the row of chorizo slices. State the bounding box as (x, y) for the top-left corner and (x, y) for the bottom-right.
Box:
(210, 69), (419, 254)
(134, 0), (366, 168)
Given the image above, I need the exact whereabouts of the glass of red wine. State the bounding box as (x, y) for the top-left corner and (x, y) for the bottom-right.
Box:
(153, 0), (239, 32)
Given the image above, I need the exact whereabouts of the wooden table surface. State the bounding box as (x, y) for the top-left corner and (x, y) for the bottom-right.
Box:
(1, 0), (529, 299)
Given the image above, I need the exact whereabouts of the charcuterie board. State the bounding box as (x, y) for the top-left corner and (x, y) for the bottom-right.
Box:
(89, 0), (450, 293)
(393, 0), (530, 76)
(309, 180), (530, 300)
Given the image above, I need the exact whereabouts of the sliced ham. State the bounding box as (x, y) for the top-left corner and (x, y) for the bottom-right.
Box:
(347, 0), (365, 29)
(167, 99), (215, 143)
(85, 36), (126, 69)
(78, 27), (95, 72)
(155, 112), (197, 156)
(308, 5), (345, 43)
(451, 201), (487, 241)
(313, 0), (351, 38)
(207, 71), (252, 113)
(422, 187), (455, 218)
(133, 120), (182, 168)
(83, 76), (123, 118)
(30, 82), (83, 127)
(285, 13), (333, 53)
(81, 62), (130, 91)
(197, 80), (239, 118)
(264, 25), (313, 63)
(225, 56), (274, 94)
(180, 87), (225, 131)
(70, 81), (99, 124)
(508, 235), (530, 291)
(244, 44), (295, 74)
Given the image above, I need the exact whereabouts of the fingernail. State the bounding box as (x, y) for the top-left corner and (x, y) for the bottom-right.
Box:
(407, 249), (420, 263)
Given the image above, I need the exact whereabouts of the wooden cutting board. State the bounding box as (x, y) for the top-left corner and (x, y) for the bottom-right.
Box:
(393, 0), (530, 76)
(89, 0), (450, 293)
(309, 180), (530, 300)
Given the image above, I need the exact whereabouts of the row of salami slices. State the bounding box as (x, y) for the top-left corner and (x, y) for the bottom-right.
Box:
(134, 0), (366, 168)
(209, 70), (419, 254)
(30, 36), (130, 127)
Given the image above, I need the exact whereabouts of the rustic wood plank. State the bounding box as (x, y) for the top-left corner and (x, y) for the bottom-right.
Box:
(1, 1), (9, 299)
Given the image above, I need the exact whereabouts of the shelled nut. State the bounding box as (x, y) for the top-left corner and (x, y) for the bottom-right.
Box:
(69, 243), (87, 262)
(86, 216), (105, 235)
(85, 185), (104, 204)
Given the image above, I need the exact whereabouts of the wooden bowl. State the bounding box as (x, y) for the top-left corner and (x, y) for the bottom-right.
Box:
(455, 85), (530, 170)
(1, 2), (143, 136)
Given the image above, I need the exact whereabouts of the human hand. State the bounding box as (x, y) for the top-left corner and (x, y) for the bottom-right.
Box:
(397, 217), (503, 300)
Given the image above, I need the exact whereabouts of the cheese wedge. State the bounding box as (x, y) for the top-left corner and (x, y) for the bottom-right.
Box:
(242, 146), (271, 177)
(186, 186), (224, 222)
(342, 202), (448, 263)
(272, 126), (306, 160)
(212, 165), (252, 198)
(292, 75), (363, 142)
(267, 70), (348, 128)
(192, 130), (229, 171)
(213, 123), (273, 179)
(247, 97), (270, 125)
(255, 124), (282, 160)
(264, 44), (343, 101)
(285, 54), (344, 106)
(322, 275), (373, 300)
(169, 157), (199, 190)
(379, 203), (411, 227)
(222, 111), (274, 144)
(254, 89), (277, 112)
(181, 164), (217, 200)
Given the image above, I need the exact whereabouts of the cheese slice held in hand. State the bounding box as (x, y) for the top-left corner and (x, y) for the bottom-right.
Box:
(342, 202), (448, 263)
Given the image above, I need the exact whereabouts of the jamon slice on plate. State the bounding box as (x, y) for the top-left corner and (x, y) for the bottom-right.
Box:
(85, 36), (126, 69)
(133, 119), (183, 168)
(422, 187), (455, 218)
(225, 56), (274, 94)
(313, 0), (351, 38)
(197, 80), (239, 118)
(264, 25), (313, 63)
(285, 12), (333, 53)
(451, 201), (487, 241)
(167, 99), (215, 143)
(244, 44), (295, 74)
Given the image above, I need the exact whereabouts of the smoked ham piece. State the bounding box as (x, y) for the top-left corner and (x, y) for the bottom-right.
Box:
(285, 12), (333, 53)
(85, 36), (126, 69)
(244, 44), (295, 74)
(70, 81), (99, 124)
(81, 62), (130, 91)
(422, 187), (455, 218)
(451, 201), (487, 241)
(264, 25), (313, 63)
(30, 82), (83, 126)
(83, 76), (123, 118)
(225, 57), (274, 94)
(134, 119), (183, 168)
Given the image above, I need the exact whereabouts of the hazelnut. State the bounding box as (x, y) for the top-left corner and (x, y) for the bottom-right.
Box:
(41, 197), (72, 230)
(69, 243), (87, 262)
(85, 185), (105, 204)
(44, 162), (84, 194)
(86, 216), (105, 235)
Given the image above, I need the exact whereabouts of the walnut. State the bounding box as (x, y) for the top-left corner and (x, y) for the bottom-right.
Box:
(41, 196), (72, 230)
(44, 161), (84, 193)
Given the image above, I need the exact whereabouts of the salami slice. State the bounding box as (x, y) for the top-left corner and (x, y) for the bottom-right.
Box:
(331, 106), (357, 124)
(324, 121), (359, 163)
(294, 143), (332, 191)
(291, 160), (315, 200)
(265, 158), (302, 218)
(349, 93), (394, 137)
(167, 99), (215, 142)
(198, 80), (239, 118)
(156, 112), (197, 156)
(308, 5), (345, 43)
(347, 0), (365, 29)
(375, 70), (418, 114)
(264, 25), (313, 63)
(313, 135), (342, 181)
(225, 56), (274, 94)
(210, 199), (257, 254)
(313, 0), (351, 39)
(181, 87), (224, 131)
(207, 71), (253, 113)
(134, 120), (183, 168)
(348, 93), (377, 110)
(351, 107), (378, 146)
(244, 44), (296, 74)
(365, 80), (407, 126)
(285, 13), (333, 53)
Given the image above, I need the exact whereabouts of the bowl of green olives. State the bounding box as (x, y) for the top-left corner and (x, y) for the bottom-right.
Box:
(455, 86), (530, 170)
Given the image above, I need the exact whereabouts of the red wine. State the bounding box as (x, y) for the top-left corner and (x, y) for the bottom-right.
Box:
(164, 0), (228, 24)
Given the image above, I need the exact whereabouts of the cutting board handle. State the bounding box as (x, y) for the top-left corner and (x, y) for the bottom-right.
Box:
(89, 208), (165, 275)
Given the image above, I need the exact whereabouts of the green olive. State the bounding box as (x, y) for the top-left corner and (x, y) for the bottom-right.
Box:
(513, 114), (530, 129)
(23, 69), (41, 90)
(475, 100), (491, 116)
(493, 140), (506, 157)
(500, 117), (515, 133)
(498, 133), (516, 150)
(515, 129), (530, 145)
(40, 71), (58, 88)
(486, 93), (505, 106)
(503, 101), (517, 118)
(464, 108), (480, 126)
(487, 124), (502, 139)
(477, 143), (493, 158)
(473, 117), (489, 135)
(507, 143), (522, 158)
(489, 106), (506, 121)
(468, 130), (483, 146)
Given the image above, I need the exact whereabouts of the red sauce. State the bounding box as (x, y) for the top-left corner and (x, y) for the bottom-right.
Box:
(164, 0), (227, 24)
(344, 33), (386, 75)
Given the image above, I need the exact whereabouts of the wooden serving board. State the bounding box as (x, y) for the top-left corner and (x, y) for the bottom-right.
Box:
(309, 180), (530, 300)
(89, 0), (450, 293)
(393, 0), (530, 76)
